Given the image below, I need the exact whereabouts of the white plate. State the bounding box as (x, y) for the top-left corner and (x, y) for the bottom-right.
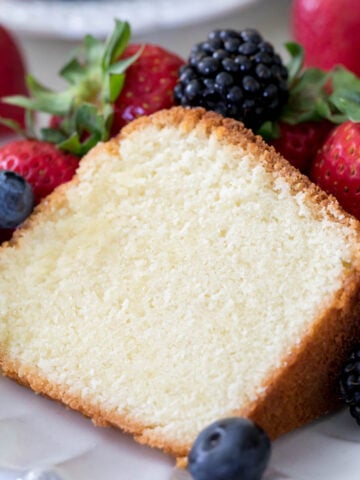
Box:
(0, 373), (359, 480)
(0, 0), (261, 39)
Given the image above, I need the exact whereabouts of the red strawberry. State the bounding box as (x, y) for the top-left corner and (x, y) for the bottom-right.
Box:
(270, 120), (333, 173)
(310, 121), (360, 219)
(0, 140), (79, 205)
(50, 44), (184, 138)
(111, 44), (184, 135)
(262, 40), (360, 175)
(292, 0), (360, 76)
(3, 21), (184, 156)
(0, 25), (27, 136)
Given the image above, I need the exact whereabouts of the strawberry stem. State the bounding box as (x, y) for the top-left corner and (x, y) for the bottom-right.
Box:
(258, 41), (360, 139)
(0, 19), (139, 157)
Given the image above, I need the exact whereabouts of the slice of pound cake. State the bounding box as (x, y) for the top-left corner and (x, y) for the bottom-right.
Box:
(0, 107), (360, 461)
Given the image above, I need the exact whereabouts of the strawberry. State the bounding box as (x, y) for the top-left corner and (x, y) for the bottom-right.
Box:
(0, 20), (183, 242)
(258, 42), (360, 173)
(111, 44), (184, 135)
(2, 20), (184, 157)
(50, 44), (184, 137)
(269, 120), (333, 173)
(292, 0), (360, 76)
(0, 25), (27, 136)
(0, 139), (78, 205)
(310, 121), (360, 220)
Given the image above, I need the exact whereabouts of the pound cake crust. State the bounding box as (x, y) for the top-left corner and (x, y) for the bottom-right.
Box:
(1, 107), (360, 462)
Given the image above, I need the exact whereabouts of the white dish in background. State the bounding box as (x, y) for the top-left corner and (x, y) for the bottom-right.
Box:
(0, 0), (262, 39)
(0, 372), (359, 480)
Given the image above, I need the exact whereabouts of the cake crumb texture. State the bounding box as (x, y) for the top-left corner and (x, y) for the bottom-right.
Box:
(0, 107), (360, 458)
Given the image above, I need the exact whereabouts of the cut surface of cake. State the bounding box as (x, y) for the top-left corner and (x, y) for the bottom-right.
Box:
(0, 107), (360, 460)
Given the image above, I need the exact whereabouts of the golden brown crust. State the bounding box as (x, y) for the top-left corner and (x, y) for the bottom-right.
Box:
(119, 107), (360, 247)
(1, 106), (360, 463)
(1, 140), (116, 250)
(5, 106), (360, 252)
(0, 354), (189, 458)
(245, 267), (360, 437)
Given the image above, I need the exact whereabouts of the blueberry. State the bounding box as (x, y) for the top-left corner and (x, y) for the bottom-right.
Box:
(0, 170), (34, 229)
(188, 417), (271, 480)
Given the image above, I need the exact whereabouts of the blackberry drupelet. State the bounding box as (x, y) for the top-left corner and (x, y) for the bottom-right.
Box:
(174, 28), (288, 131)
(339, 346), (360, 425)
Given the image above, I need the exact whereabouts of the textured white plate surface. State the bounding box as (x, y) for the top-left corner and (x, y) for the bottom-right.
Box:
(0, 0), (262, 39)
(0, 372), (359, 480)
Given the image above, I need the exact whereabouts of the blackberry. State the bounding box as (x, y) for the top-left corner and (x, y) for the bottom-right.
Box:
(174, 28), (288, 131)
(339, 346), (360, 425)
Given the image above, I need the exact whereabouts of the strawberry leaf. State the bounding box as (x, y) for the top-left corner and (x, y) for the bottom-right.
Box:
(105, 48), (143, 103)
(330, 90), (360, 121)
(4, 75), (74, 115)
(257, 120), (280, 141)
(285, 42), (304, 85)
(257, 41), (360, 139)
(327, 68), (360, 121)
(57, 133), (85, 156)
(26, 74), (54, 95)
(107, 73), (125, 104)
(0, 117), (28, 137)
(108, 46), (144, 75)
(102, 103), (115, 136)
(331, 67), (360, 90)
(41, 127), (68, 144)
(280, 68), (330, 124)
(3, 93), (72, 116)
(74, 103), (105, 137)
(57, 127), (101, 157)
(84, 34), (104, 66)
(0, 19), (137, 156)
(102, 20), (131, 67)
(78, 135), (101, 154)
(59, 57), (86, 85)
(25, 109), (37, 139)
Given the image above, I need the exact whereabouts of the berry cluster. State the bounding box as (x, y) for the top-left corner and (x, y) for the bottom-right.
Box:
(174, 28), (289, 130)
(2, 15), (360, 449)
